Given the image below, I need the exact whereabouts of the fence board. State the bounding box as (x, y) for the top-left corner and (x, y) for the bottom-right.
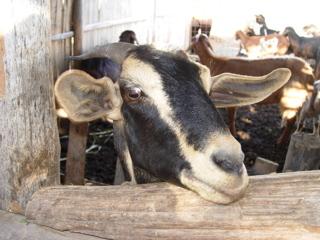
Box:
(50, 0), (73, 81)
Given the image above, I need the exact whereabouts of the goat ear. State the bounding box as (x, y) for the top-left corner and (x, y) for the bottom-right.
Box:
(54, 70), (122, 123)
(209, 68), (291, 108)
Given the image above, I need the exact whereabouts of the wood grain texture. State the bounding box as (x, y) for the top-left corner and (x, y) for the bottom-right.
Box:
(26, 171), (320, 240)
(65, 122), (88, 185)
(283, 133), (320, 172)
(0, 0), (60, 213)
(63, 0), (88, 185)
(51, 0), (73, 81)
(0, 210), (101, 240)
(0, 34), (5, 96)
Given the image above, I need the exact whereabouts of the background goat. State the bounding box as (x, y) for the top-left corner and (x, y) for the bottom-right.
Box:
(235, 30), (289, 58)
(283, 26), (320, 78)
(297, 80), (320, 134)
(191, 34), (315, 144)
(303, 24), (320, 37)
(255, 14), (279, 36)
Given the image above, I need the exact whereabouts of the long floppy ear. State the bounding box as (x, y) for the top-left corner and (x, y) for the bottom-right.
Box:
(54, 70), (122, 122)
(209, 68), (291, 108)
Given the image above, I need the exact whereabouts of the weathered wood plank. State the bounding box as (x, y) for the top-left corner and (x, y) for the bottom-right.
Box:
(0, 34), (5, 97)
(0, 0), (60, 213)
(0, 210), (101, 240)
(283, 132), (320, 172)
(51, 31), (74, 41)
(64, 0), (88, 185)
(65, 122), (88, 185)
(26, 171), (320, 240)
(83, 17), (147, 32)
(51, 0), (73, 81)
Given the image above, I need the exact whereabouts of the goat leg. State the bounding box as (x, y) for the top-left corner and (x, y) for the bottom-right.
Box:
(277, 116), (297, 145)
(296, 103), (307, 133)
(314, 116), (320, 136)
(227, 107), (237, 136)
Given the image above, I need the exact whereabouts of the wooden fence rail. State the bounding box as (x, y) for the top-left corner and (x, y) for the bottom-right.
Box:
(26, 171), (320, 240)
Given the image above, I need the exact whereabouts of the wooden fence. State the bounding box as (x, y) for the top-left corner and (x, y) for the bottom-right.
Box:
(50, 0), (74, 81)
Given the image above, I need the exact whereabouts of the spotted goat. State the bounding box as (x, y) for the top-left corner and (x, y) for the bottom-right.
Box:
(55, 43), (291, 204)
(235, 30), (289, 58)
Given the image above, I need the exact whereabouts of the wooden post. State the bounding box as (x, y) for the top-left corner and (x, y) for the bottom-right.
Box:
(65, 122), (88, 184)
(0, 0), (60, 213)
(26, 171), (320, 240)
(65, 0), (89, 185)
(283, 132), (320, 172)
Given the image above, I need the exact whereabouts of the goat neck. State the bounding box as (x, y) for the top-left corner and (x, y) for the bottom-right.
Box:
(198, 45), (226, 76)
(194, 39), (226, 76)
(284, 28), (301, 51)
(235, 31), (248, 44)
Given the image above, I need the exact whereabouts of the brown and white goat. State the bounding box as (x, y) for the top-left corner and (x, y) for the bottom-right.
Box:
(191, 34), (315, 144)
(235, 30), (289, 58)
(303, 24), (320, 37)
(55, 43), (290, 204)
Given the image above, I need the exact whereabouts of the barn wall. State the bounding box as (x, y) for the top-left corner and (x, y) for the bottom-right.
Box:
(78, 0), (192, 51)
(71, 0), (320, 53)
(0, 0), (60, 213)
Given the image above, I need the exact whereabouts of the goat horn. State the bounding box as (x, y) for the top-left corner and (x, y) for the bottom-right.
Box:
(67, 42), (137, 65)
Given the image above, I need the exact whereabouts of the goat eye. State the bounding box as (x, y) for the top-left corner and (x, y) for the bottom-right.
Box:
(126, 87), (141, 100)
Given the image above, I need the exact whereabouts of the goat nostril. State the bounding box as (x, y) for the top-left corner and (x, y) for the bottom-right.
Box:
(212, 155), (244, 175)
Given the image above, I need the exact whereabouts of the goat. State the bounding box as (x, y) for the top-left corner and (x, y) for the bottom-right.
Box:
(283, 27), (320, 79)
(54, 42), (290, 204)
(119, 30), (139, 45)
(255, 14), (279, 36)
(303, 24), (320, 37)
(297, 80), (320, 134)
(191, 34), (315, 144)
(283, 27), (320, 59)
(235, 30), (289, 58)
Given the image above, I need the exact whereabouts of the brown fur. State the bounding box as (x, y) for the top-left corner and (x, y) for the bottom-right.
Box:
(235, 30), (289, 57)
(192, 34), (315, 144)
(297, 80), (320, 134)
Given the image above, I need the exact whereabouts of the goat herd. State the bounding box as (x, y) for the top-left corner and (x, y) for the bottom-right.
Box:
(193, 15), (320, 145)
(55, 16), (320, 203)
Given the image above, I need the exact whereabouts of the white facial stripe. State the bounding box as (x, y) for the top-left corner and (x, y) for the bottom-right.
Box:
(122, 56), (225, 156)
(121, 55), (248, 201)
(121, 56), (193, 140)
